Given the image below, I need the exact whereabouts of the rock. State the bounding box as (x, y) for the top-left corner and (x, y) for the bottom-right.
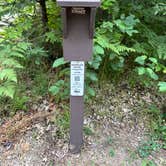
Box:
(122, 108), (130, 113)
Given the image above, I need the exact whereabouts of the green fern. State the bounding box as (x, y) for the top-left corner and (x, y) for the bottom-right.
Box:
(0, 42), (28, 98)
(0, 83), (15, 99)
(0, 69), (17, 83)
(96, 35), (135, 55)
(140, 24), (166, 60)
(109, 44), (135, 55)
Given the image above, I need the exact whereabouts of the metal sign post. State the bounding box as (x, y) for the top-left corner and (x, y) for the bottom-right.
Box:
(57, 0), (101, 153)
(70, 61), (85, 153)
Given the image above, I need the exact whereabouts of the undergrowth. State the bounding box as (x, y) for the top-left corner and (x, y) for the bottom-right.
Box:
(137, 105), (166, 158)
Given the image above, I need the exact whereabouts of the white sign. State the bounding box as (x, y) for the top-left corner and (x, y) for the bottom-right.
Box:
(70, 61), (85, 96)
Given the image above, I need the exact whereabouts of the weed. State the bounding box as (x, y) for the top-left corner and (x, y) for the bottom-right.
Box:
(83, 126), (94, 136)
(32, 70), (49, 96)
(107, 136), (113, 145)
(54, 110), (70, 138)
(137, 139), (161, 158)
(0, 85), (29, 117)
(109, 148), (115, 157)
(49, 160), (54, 166)
(137, 105), (166, 158)
(141, 159), (157, 166)
(127, 149), (138, 165)
(10, 95), (29, 115)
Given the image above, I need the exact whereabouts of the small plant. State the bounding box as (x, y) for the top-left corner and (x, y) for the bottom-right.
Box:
(9, 95), (29, 116)
(137, 105), (166, 158)
(32, 70), (49, 96)
(114, 14), (139, 36)
(158, 82), (166, 92)
(147, 105), (166, 146)
(137, 139), (161, 158)
(83, 126), (94, 136)
(54, 109), (70, 138)
(109, 148), (115, 157)
(0, 42), (27, 98)
(141, 159), (157, 166)
(107, 136), (113, 145)
(49, 57), (70, 102)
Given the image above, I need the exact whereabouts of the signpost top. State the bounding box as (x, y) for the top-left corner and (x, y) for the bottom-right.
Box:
(57, 0), (101, 7)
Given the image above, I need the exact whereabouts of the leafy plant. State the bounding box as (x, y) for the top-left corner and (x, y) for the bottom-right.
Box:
(83, 126), (94, 136)
(137, 139), (161, 158)
(9, 95), (29, 116)
(52, 57), (67, 68)
(137, 105), (166, 158)
(141, 159), (157, 166)
(54, 109), (70, 138)
(114, 14), (139, 36)
(0, 42), (27, 98)
(158, 82), (166, 92)
(109, 148), (115, 157)
(91, 15), (137, 82)
(0, 0), (48, 99)
(49, 57), (70, 102)
(32, 70), (49, 96)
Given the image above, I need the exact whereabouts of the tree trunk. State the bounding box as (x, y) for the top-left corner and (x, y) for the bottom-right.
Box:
(38, 0), (48, 31)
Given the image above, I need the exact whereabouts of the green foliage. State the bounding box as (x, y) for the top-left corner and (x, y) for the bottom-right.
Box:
(0, 42), (26, 98)
(83, 126), (94, 136)
(136, 67), (159, 81)
(0, 82), (29, 116)
(141, 159), (157, 166)
(135, 56), (147, 65)
(54, 110), (70, 138)
(133, 27), (166, 85)
(91, 15), (137, 81)
(49, 58), (70, 102)
(85, 70), (98, 100)
(101, 0), (116, 11)
(45, 31), (61, 44)
(9, 95), (29, 116)
(49, 79), (69, 102)
(107, 137), (113, 145)
(109, 148), (115, 157)
(52, 57), (67, 68)
(31, 70), (49, 96)
(90, 0), (166, 90)
(0, 0), (50, 99)
(114, 14), (139, 36)
(137, 105), (166, 158)
(101, 0), (118, 18)
(137, 139), (161, 158)
(158, 82), (166, 92)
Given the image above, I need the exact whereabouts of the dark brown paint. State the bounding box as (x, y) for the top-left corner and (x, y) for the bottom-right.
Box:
(57, 0), (100, 153)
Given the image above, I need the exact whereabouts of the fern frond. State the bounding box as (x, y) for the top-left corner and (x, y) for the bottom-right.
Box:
(0, 68), (17, 83)
(2, 59), (23, 68)
(109, 43), (135, 55)
(0, 83), (15, 98)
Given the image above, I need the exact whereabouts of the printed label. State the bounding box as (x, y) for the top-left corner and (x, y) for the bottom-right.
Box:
(70, 61), (85, 96)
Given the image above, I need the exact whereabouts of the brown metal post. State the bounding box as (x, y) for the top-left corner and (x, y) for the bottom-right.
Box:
(69, 96), (84, 153)
(69, 61), (85, 153)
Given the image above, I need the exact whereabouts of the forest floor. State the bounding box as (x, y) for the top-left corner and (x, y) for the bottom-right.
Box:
(0, 82), (166, 166)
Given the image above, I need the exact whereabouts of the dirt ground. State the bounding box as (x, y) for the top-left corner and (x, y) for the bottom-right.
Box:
(0, 83), (166, 166)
